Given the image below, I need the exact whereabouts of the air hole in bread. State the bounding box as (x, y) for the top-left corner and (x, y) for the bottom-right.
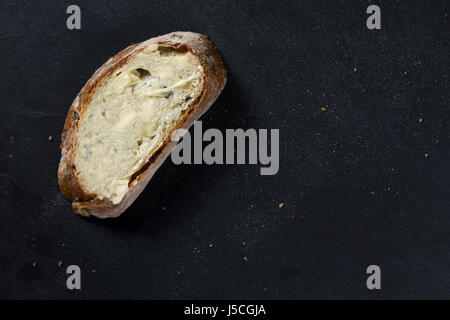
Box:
(134, 68), (151, 79)
(158, 45), (188, 57)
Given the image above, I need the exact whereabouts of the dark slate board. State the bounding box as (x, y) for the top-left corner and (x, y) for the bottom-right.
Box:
(0, 0), (449, 299)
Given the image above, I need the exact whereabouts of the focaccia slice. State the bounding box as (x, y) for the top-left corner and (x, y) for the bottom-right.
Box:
(58, 32), (227, 218)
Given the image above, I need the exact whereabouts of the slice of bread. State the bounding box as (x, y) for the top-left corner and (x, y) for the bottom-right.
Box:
(58, 32), (227, 218)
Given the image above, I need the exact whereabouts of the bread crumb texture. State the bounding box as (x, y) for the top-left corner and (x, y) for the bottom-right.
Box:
(74, 45), (204, 204)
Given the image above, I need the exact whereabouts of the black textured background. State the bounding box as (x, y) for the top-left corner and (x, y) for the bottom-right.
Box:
(0, 0), (449, 299)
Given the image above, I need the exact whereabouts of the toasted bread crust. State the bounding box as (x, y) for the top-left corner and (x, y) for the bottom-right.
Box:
(58, 32), (227, 218)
